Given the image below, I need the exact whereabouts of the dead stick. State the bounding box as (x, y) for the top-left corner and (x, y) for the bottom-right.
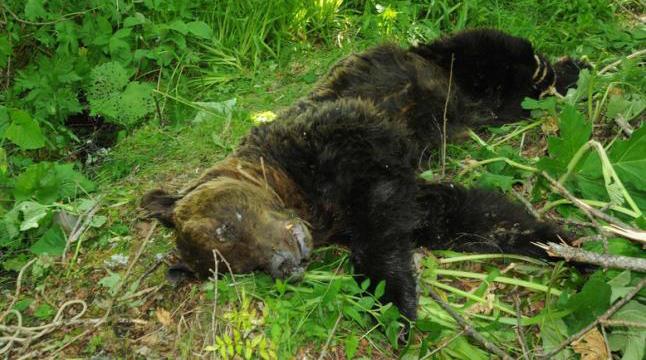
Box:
(536, 242), (646, 272)
(540, 277), (646, 359)
(440, 54), (455, 178)
(511, 189), (542, 220)
(427, 287), (513, 360)
(598, 48), (646, 75)
(542, 172), (635, 230)
(600, 319), (646, 328)
(513, 294), (530, 360)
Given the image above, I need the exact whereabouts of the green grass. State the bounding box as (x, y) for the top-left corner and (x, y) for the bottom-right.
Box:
(1, 0), (645, 359)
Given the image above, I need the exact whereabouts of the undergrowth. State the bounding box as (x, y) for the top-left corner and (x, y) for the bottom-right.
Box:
(0, 0), (644, 359)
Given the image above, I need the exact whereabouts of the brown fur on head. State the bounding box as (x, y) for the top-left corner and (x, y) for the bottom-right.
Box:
(140, 161), (313, 280)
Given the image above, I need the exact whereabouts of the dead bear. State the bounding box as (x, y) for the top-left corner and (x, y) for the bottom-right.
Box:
(141, 29), (585, 322)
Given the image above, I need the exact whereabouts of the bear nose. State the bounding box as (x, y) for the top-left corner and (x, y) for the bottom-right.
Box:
(269, 251), (304, 281)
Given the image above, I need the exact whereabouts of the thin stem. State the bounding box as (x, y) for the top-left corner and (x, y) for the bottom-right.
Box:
(540, 198), (640, 219)
(424, 279), (517, 316)
(491, 119), (543, 147)
(433, 269), (562, 296)
(459, 157), (538, 177)
(438, 253), (546, 266)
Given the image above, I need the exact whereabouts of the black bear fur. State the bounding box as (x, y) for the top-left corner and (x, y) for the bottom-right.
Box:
(142, 29), (584, 323)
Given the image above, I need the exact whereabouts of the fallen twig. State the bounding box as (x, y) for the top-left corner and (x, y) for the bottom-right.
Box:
(513, 294), (530, 360)
(543, 172), (642, 236)
(511, 189), (542, 220)
(600, 319), (646, 328)
(539, 277), (646, 359)
(536, 242), (646, 272)
(317, 314), (343, 360)
(614, 115), (634, 136)
(427, 287), (513, 360)
(604, 224), (646, 244)
(440, 54), (455, 178)
(598, 48), (646, 75)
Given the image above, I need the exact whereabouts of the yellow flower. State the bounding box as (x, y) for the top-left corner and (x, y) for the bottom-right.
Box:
(380, 6), (398, 21)
(251, 111), (278, 125)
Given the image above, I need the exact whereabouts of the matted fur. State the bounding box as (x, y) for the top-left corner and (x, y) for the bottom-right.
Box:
(142, 29), (584, 322)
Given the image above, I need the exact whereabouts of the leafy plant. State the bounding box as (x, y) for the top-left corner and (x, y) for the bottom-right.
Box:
(86, 62), (155, 127)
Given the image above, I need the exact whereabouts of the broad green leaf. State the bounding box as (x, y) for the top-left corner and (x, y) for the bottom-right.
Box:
(0, 206), (21, 245)
(606, 94), (646, 122)
(521, 96), (556, 113)
(419, 170), (434, 181)
(612, 300), (646, 323)
(342, 304), (365, 326)
(374, 280), (386, 300)
(548, 105), (592, 165)
(608, 125), (646, 189)
(30, 226), (66, 255)
(2, 255), (30, 271)
(193, 99), (237, 124)
(13, 162), (95, 204)
(541, 318), (573, 360)
(609, 330), (646, 360)
(449, 335), (489, 360)
(123, 13), (146, 27)
(566, 272), (611, 332)
(609, 287), (646, 360)
(4, 109), (45, 150)
(89, 215), (107, 228)
(17, 201), (49, 231)
(187, 21), (213, 39)
(168, 20), (188, 35)
(583, 237), (644, 258)
(55, 20), (79, 55)
(385, 320), (400, 347)
(539, 105), (591, 174)
(607, 270), (632, 302)
(477, 172), (516, 191)
(118, 82), (155, 126)
(24, 0), (47, 21)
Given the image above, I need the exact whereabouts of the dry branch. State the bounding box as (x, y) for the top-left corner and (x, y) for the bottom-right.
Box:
(541, 171), (639, 232)
(536, 242), (646, 272)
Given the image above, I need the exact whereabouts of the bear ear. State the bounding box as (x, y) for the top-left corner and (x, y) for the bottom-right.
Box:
(140, 189), (181, 228)
(553, 56), (591, 95)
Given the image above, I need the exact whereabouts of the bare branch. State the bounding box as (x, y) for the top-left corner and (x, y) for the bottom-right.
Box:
(598, 49), (646, 75)
(440, 54), (455, 178)
(543, 172), (641, 235)
(536, 242), (646, 272)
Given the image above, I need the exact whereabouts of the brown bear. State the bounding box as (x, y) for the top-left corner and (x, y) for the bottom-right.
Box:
(141, 29), (584, 322)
